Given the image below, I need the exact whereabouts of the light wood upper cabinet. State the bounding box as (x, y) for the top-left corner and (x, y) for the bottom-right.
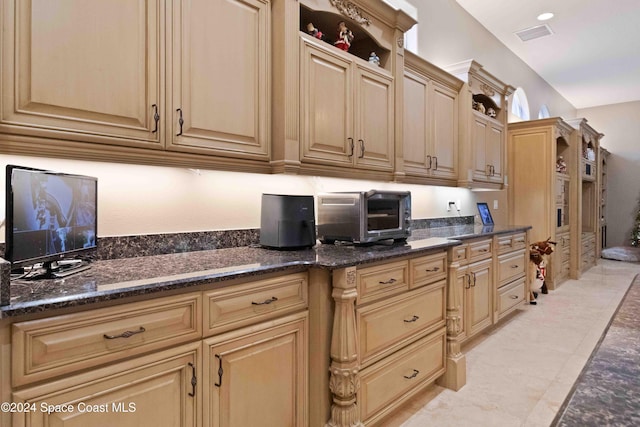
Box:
(402, 51), (462, 185)
(300, 36), (393, 172)
(167, 0), (270, 159)
(1, 0), (162, 148)
(445, 60), (514, 190)
(1, 0), (271, 171)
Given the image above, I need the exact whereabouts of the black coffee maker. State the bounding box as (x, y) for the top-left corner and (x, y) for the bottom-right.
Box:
(259, 194), (316, 249)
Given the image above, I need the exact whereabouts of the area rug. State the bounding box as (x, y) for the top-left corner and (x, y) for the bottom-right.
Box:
(601, 246), (640, 262)
(552, 274), (640, 426)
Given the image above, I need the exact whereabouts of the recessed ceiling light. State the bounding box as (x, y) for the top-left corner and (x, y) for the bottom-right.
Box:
(537, 12), (554, 21)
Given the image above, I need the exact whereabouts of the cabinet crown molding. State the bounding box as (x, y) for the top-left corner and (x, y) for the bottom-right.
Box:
(330, 0), (371, 26)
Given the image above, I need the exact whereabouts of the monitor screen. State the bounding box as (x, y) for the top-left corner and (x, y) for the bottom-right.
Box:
(5, 165), (98, 268)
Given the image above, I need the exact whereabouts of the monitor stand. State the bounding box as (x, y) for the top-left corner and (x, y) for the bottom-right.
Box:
(18, 260), (91, 280)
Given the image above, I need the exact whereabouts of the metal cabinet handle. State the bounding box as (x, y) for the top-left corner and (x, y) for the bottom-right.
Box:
(465, 273), (471, 289)
(152, 104), (159, 133)
(471, 272), (477, 287)
(176, 108), (184, 136)
(188, 362), (197, 397)
(348, 138), (354, 157)
(425, 267), (440, 272)
(214, 354), (223, 387)
(479, 248), (489, 253)
(252, 296), (278, 305)
(404, 315), (420, 323)
(403, 369), (419, 379)
(426, 155), (432, 170)
(378, 278), (397, 285)
(433, 156), (438, 170)
(358, 139), (365, 158)
(510, 295), (519, 299)
(103, 326), (145, 340)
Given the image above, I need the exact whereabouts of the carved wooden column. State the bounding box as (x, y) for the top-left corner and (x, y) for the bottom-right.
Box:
(326, 266), (364, 427)
(437, 259), (467, 390)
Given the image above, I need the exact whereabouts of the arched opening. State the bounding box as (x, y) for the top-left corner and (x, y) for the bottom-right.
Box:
(511, 87), (530, 120)
(538, 104), (551, 119)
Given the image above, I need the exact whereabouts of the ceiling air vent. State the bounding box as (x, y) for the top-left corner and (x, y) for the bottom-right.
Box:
(515, 24), (553, 42)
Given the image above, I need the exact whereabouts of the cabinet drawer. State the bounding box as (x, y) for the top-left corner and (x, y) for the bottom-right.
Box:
(497, 278), (525, 318)
(359, 328), (446, 424)
(409, 252), (446, 289)
(12, 292), (202, 387)
(357, 260), (409, 305)
(357, 281), (445, 367)
(496, 233), (526, 253)
(204, 272), (308, 336)
(452, 245), (468, 263)
(497, 250), (526, 286)
(468, 239), (493, 261)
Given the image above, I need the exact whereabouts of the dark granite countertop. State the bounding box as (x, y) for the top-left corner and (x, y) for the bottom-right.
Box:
(0, 225), (530, 318)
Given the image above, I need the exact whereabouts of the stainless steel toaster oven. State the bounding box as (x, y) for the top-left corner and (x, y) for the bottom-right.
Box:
(317, 190), (411, 244)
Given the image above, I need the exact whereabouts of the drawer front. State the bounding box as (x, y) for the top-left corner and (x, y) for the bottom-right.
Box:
(12, 292), (202, 387)
(511, 233), (527, 250)
(357, 260), (409, 305)
(468, 239), (493, 262)
(497, 278), (525, 317)
(359, 329), (446, 424)
(409, 252), (446, 289)
(357, 281), (445, 367)
(497, 250), (526, 286)
(204, 272), (308, 336)
(496, 235), (513, 254)
(452, 245), (468, 263)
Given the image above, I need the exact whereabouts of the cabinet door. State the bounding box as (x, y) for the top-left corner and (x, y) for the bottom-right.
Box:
(204, 312), (308, 427)
(487, 123), (504, 183)
(430, 82), (458, 180)
(1, 0), (161, 148)
(466, 259), (493, 337)
(472, 114), (489, 180)
(300, 39), (354, 166)
(354, 66), (394, 171)
(12, 343), (199, 427)
(402, 70), (430, 176)
(168, 0), (269, 159)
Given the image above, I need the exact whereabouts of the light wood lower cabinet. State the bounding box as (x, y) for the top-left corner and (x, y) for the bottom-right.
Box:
(203, 312), (308, 427)
(464, 258), (493, 338)
(12, 342), (200, 427)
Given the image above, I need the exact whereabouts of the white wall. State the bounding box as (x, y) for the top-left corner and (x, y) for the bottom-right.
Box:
(1, 155), (508, 240)
(577, 101), (640, 247)
(408, 0), (577, 120)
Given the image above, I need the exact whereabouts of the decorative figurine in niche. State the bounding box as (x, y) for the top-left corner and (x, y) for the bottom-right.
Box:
(306, 23), (323, 40)
(556, 156), (567, 173)
(487, 107), (497, 118)
(334, 21), (354, 51)
(368, 51), (380, 66)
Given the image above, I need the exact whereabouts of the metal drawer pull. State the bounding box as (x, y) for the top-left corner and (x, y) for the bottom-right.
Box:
(358, 139), (365, 158)
(151, 104), (159, 133)
(427, 155), (432, 170)
(103, 326), (145, 340)
(214, 354), (223, 387)
(404, 315), (420, 323)
(176, 108), (184, 136)
(433, 156), (438, 170)
(510, 295), (519, 299)
(348, 138), (354, 157)
(188, 362), (197, 397)
(478, 248), (489, 252)
(252, 296), (278, 305)
(425, 267), (440, 272)
(511, 264), (519, 269)
(379, 278), (397, 285)
(404, 369), (419, 379)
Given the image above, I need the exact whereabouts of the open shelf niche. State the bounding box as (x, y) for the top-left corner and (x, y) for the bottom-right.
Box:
(299, 5), (390, 70)
(472, 93), (502, 122)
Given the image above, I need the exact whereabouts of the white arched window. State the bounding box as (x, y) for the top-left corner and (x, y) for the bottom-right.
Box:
(538, 104), (551, 119)
(511, 87), (530, 120)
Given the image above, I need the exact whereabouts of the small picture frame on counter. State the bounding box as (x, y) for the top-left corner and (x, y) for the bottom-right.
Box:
(477, 202), (494, 225)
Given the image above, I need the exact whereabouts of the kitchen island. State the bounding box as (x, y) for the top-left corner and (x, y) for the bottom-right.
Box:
(0, 224), (530, 427)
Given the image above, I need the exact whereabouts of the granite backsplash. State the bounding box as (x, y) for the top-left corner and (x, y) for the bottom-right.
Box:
(0, 216), (473, 262)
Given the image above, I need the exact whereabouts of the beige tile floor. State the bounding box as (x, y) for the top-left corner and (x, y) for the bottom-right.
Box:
(383, 259), (640, 427)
